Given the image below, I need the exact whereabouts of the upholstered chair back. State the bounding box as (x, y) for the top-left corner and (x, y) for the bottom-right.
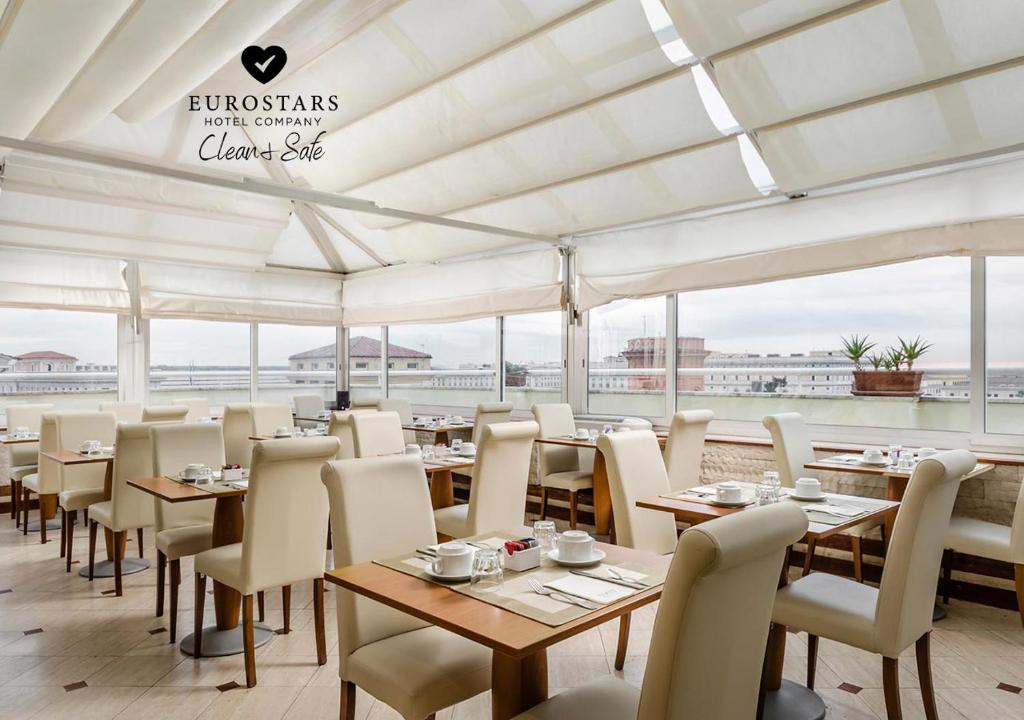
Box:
(350, 398), (380, 409)
(875, 450), (976, 657)
(5, 403), (52, 467)
(1013, 475), (1024, 565)
(35, 413), (61, 494)
(249, 403), (293, 437)
(293, 395), (325, 418)
(107, 422), (157, 529)
(150, 423), (221, 531)
(531, 403), (580, 477)
(100, 401), (143, 424)
(351, 411), (405, 457)
(763, 412), (816, 488)
(55, 411), (116, 492)
(377, 398), (415, 443)
(222, 403), (254, 467)
(471, 402), (513, 445)
(239, 437), (340, 594)
(663, 410), (713, 492)
(467, 421), (538, 534)
(597, 430), (678, 555)
(323, 456), (435, 677)
(142, 405), (188, 423)
(171, 398), (210, 422)
(639, 503), (808, 720)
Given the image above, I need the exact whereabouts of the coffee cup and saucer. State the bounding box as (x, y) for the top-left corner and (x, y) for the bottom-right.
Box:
(709, 482), (747, 507)
(457, 442), (476, 457)
(789, 477), (827, 502)
(178, 463), (212, 484)
(79, 439), (102, 455)
(860, 448), (887, 466)
(547, 530), (606, 567)
(273, 426), (292, 438)
(573, 429), (590, 440)
(423, 541), (475, 582)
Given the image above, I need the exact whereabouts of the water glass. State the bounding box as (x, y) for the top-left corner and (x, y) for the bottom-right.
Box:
(451, 438), (463, 453)
(888, 444), (902, 466)
(435, 443), (448, 459)
(470, 548), (503, 593)
(601, 424), (614, 435)
(758, 470), (781, 505)
(422, 444), (436, 461)
(533, 520), (557, 553)
(588, 428), (599, 441)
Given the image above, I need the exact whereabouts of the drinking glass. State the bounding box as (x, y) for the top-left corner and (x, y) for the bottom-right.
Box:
(470, 548), (503, 593)
(422, 444), (436, 461)
(601, 424), (614, 435)
(888, 444), (902, 466)
(435, 443), (448, 459)
(588, 428), (599, 441)
(533, 520), (557, 554)
(451, 438), (463, 453)
(758, 470), (781, 505)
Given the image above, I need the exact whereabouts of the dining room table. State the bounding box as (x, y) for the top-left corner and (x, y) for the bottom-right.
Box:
(0, 433), (40, 445)
(636, 480), (901, 720)
(404, 418), (475, 446)
(326, 528), (669, 720)
(423, 456), (474, 509)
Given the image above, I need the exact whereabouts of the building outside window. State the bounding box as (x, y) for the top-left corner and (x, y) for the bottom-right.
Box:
(262, 323), (337, 405)
(505, 312), (562, 411)
(588, 297), (667, 417)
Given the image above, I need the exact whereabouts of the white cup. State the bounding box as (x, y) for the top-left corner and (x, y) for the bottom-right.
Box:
(795, 477), (824, 498)
(451, 416), (464, 424)
(274, 426), (291, 438)
(197, 416), (212, 424)
(181, 463), (207, 480)
(304, 428), (318, 437)
(574, 429), (590, 440)
(13, 425), (30, 437)
(432, 542), (474, 576)
(405, 444), (421, 456)
(557, 530), (596, 562)
(917, 447), (937, 458)
(460, 442), (476, 456)
(863, 448), (884, 463)
(715, 483), (743, 503)
(80, 439), (101, 454)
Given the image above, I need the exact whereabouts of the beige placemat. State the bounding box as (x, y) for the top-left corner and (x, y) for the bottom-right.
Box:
(659, 485), (756, 508)
(781, 494), (889, 526)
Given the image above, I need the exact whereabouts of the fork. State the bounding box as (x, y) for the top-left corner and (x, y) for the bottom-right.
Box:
(526, 579), (599, 609)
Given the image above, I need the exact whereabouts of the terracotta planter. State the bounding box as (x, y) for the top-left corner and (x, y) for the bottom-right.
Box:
(852, 370), (923, 397)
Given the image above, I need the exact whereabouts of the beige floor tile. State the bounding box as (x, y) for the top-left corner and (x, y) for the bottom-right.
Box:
(86, 654), (186, 686)
(112, 685), (219, 720)
(0, 684), (63, 720)
(0, 654), (47, 684)
(156, 655), (247, 687)
(858, 688), (967, 720)
(237, 654), (322, 687)
(816, 688), (882, 719)
(196, 685), (301, 720)
(938, 687), (1024, 719)
(28, 685), (147, 720)
(7, 654), (117, 686)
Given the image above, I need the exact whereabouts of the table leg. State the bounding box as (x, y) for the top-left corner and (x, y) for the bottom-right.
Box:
(435, 430), (449, 447)
(491, 650), (548, 720)
(592, 450), (612, 535)
(429, 469), (454, 510)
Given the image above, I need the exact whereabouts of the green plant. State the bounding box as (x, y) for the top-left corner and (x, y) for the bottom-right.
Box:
(866, 353), (885, 370)
(840, 334), (876, 371)
(886, 347), (905, 370)
(897, 336), (933, 370)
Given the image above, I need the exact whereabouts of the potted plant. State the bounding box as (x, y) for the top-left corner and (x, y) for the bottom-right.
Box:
(842, 335), (932, 397)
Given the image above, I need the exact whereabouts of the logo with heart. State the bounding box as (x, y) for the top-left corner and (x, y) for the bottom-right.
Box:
(241, 45), (287, 84)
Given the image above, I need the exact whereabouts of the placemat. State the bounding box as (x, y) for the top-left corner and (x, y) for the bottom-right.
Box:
(781, 493), (889, 526)
(659, 484), (756, 508)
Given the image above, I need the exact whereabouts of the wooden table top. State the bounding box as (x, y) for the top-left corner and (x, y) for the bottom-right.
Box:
(325, 531), (666, 658)
(403, 422), (474, 433)
(294, 416), (331, 423)
(537, 434), (667, 449)
(0, 434), (40, 444)
(128, 475), (247, 502)
(40, 450), (114, 465)
(423, 459), (474, 473)
(806, 456), (995, 480)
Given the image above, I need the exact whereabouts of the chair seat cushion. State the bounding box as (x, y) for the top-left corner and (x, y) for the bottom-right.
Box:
(88, 501), (114, 529)
(195, 542), (245, 592)
(22, 473), (40, 492)
(9, 465), (37, 482)
(433, 504), (471, 538)
(346, 625), (491, 720)
(59, 488), (105, 512)
(540, 470), (593, 491)
(156, 524), (214, 561)
(946, 516), (1012, 563)
(512, 676), (639, 720)
(773, 572), (879, 654)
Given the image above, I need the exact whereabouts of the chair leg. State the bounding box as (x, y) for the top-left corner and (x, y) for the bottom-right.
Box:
(802, 538), (817, 576)
(257, 591), (265, 623)
(340, 681), (356, 720)
(326, 523), (332, 550)
(313, 578), (327, 665)
(59, 509), (67, 557)
(942, 550), (953, 605)
(539, 487), (548, 521)
(21, 488), (30, 535)
(156, 551), (166, 617)
(9, 479), (15, 520)
(169, 559), (180, 643)
(136, 527), (144, 558)
(113, 530), (124, 597)
(614, 613), (630, 671)
(39, 497), (47, 544)
(242, 594), (257, 688)
(65, 511), (76, 573)
(88, 520), (98, 581)
(882, 656), (903, 720)
(851, 535), (863, 583)
(915, 633), (938, 720)
(806, 634), (819, 690)
(282, 585), (291, 634)
(194, 573), (207, 657)
(1014, 564), (1024, 630)
(569, 490), (578, 530)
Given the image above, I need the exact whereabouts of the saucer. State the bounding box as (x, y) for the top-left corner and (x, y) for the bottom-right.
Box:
(788, 492), (827, 503)
(708, 497), (748, 508)
(548, 548), (606, 567)
(859, 458), (888, 466)
(456, 450), (476, 458)
(423, 566), (471, 582)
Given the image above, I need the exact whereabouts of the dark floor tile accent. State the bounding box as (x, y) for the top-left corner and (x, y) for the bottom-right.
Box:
(0, 589), (11, 594)
(997, 682), (1022, 694)
(69, 560), (79, 565)
(274, 628), (287, 635)
(837, 683), (862, 694)
(63, 681), (87, 692)
(101, 589), (117, 596)
(23, 628), (43, 635)
(148, 627), (167, 635)
(216, 681), (240, 692)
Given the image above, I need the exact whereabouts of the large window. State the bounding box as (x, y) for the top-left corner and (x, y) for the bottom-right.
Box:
(348, 326), (383, 403)
(388, 318), (496, 408)
(676, 257), (971, 431)
(588, 297), (667, 417)
(257, 324), (336, 405)
(504, 312), (562, 410)
(986, 257), (1024, 435)
(0, 308), (118, 412)
(149, 319), (250, 408)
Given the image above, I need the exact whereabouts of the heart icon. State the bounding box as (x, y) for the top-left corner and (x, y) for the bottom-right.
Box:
(241, 45), (287, 84)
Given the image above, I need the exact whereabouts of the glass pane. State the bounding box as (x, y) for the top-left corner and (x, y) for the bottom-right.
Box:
(0, 309), (117, 414)
(388, 318), (497, 409)
(986, 257), (1024, 434)
(677, 257), (971, 431)
(149, 319), (250, 410)
(504, 312), (562, 411)
(587, 297), (667, 417)
(348, 326), (383, 403)
(258, 324), (336, 406)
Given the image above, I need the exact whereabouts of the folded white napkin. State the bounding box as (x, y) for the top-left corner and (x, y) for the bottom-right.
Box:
(807, 503), (864, 517)
(545, 575), (635, 605)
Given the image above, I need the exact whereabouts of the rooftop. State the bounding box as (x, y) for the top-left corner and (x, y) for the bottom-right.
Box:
(289, 337), (431, 361)
(16, 351), (77, 360)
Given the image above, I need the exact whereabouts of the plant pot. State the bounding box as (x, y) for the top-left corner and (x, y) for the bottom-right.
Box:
(852, 370), (923, 397)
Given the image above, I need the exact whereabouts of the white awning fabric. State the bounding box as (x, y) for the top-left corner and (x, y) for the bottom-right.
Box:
(341, 248), (563, 327)
(0, 248), (129, 313)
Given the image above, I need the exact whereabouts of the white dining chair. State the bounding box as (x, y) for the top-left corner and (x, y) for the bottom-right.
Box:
(531, 403), (593, 529)
(250, 402), (294, 437)
(193, 436), (340, 686)
(100, 401), (143, 424)
(322, 454), (492, 720)
(377, 398), (416, 443)
(171, 397), (211, 422)
(142, 405), (188, 422)
(512, 503), (808, 720)
(351, 411), (405, 458)
(293, 394), (325, 429)
(453, 402), (514, 481)
(434, 421), (538, 538)
(5, 403), (51, 526)
(222, 403), (255, 467)
(662, 409), (713, 492)
(772, 450), (976, 720)
(20, 412), (58, 542)
(55, 411), (117, 559)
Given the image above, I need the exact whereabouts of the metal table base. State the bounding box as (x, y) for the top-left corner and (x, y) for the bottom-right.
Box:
(179, 623), (275, 657)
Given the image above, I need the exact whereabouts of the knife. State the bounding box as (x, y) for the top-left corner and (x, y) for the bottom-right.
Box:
(570, 569), (646, 590)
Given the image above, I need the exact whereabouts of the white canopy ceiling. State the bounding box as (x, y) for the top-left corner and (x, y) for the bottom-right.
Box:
(0, 0), (1022, 323)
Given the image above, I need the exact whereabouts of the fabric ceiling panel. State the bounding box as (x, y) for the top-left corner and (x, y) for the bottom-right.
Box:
(316, 206), (402, 270)
(758, 65), (1024, 191)
(0, 248), (129, 313)
(300, 0), (675, 192)
(138, 262), (342, 324)
(266, 212), (332, 271)
(713, 0), (1024, 129)
(0, 0), (132, 138)
(342, 248), (562, 326)
(352, 69), (719, 229)
(662, 0), (854, 57)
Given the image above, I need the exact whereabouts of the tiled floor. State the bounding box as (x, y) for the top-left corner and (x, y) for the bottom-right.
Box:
(1, 519), (1023, 720)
